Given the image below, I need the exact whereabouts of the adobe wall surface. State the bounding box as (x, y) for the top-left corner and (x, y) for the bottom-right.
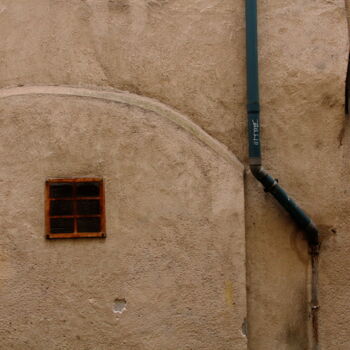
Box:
(0, 0), (349, 349)
(0, 91), (246, 350)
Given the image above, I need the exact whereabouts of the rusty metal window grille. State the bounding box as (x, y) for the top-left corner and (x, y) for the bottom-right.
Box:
(45, 178), (106, 239)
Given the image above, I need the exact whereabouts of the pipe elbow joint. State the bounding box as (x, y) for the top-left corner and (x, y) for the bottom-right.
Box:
(249, 165), (276, 190)
(250, 164), (262, 178)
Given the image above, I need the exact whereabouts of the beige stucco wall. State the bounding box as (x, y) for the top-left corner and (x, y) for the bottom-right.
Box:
(0, 90), (246, 350)
(0, 0), (349, 349)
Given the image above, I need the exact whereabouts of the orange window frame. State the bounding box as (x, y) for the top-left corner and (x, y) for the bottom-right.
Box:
(45, 178), (106, 239)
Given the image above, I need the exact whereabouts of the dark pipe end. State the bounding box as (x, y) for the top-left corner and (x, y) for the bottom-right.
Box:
(305, 221), (320, 250)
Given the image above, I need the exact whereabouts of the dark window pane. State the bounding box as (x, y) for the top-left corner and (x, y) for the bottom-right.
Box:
(77, 200), (100, 215)
(76, 182), (100, 197)
(50, 183), (73, 198)
(50, 200), (74, 216)
(50, 218), (74, 233)
(77, 217), (101, 232)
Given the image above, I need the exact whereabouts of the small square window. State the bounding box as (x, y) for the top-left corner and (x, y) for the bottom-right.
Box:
(45, 178), (106, 239)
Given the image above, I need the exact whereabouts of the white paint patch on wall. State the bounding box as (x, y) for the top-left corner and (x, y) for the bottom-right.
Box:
(113, 298), (127, 314)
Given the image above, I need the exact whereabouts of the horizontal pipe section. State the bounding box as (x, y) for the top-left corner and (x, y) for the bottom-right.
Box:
(250, 166), (319, 246)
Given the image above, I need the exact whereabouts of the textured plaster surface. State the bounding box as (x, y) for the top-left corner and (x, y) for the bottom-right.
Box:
(0, 94), (246, 350)
(247, 1), (349, 349)
(0, 0), (349, 349)
(0, 86), (242, 169)
(0, 0), (246, 154)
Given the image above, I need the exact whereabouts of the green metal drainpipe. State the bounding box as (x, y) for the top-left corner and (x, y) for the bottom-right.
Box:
(245, 0), (320, 348)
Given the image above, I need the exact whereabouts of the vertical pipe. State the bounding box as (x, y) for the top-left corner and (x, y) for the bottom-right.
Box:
(244, 0), (321, 348)
(244, 0), (319, 246)
(311, 247), (320, 350)
(245, 0), (261, 165)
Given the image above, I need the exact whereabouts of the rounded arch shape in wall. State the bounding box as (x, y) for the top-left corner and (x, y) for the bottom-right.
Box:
(0, 85), (243, 170)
